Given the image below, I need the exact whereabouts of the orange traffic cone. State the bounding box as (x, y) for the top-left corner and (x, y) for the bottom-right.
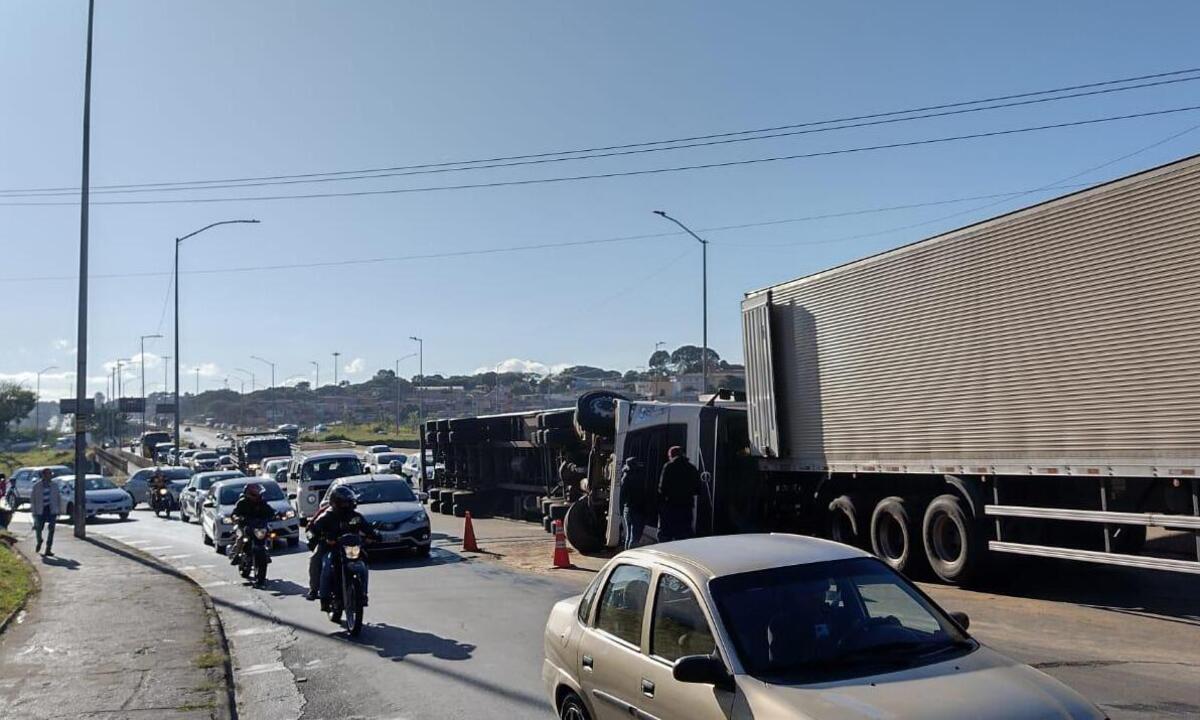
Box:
(463, 511), (480, 553)
(552, 519), (572, 568)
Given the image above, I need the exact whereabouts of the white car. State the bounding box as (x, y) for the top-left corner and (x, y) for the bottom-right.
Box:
(400, 453), (436, 483)
(56, 474), (133, 521)
(200, 478), (299, 553)
(543, 534), (1103, 720)
(191, 450), (220, 471)
(179, 470), (244, 523)
(364, 451), (408, 474)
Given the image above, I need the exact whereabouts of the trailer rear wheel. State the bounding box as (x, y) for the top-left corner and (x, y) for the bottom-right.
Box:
(564, 499), (604, 554)
(921, 494), (979, 584)
(870, 496), (918, 575)
(827, 495), (862, 548)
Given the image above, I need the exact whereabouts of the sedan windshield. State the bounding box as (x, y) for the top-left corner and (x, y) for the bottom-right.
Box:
(81, 477), (118, 491)
(711, 557), (971, 680)
(217, 482), (286, 505)
(345, 480), (416, 504)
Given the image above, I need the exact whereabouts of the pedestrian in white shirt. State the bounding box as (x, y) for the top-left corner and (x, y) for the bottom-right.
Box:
(30, 468), (63, 556)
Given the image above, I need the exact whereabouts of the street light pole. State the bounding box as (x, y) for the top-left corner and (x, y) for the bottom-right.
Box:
(194, 367), (200, 396)
(310, 360), (319, 389)
(174, 220), (259, 458)
(332, 352), (340, 386)
(34, 365), (57, 447)
(395, 353), (417, 433)
(653, 211), (709, 396)
(250, 355), (276, 424)
(72, 0), (95, 539)
(139, 333), (162, 437)
(409, 336), (424, 427)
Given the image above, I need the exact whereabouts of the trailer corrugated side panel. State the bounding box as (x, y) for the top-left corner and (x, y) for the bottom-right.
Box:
(742, 155), (1200, 473)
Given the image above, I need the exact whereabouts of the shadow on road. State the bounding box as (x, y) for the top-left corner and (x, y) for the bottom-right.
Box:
(262, 578), (310, 598)
(369, 547), (462, 570)
(955, 555), (1200, 625)
(360, 622), (476, 662)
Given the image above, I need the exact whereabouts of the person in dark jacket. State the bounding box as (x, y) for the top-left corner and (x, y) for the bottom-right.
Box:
(657, 446), (701, 542)
(619, 457), (650, 550)
(230, 483), (276, 564)
(311, 486), (380, 606)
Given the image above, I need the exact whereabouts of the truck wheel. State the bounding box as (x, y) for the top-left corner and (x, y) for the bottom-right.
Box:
(548, 502), (570, 523)
(564, 500), (604, 554)
(827, 495), (862, 548)
(870, 496), (918, 575)
(922, 494), (980, 584)
(452, 491), (474, 517)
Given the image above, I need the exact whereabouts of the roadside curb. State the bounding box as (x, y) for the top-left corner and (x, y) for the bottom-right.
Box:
(85, 535), (238, 720)
(0, 538), (40, 636)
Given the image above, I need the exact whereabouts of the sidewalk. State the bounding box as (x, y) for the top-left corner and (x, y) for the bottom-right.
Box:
(0, 531), (232, 719)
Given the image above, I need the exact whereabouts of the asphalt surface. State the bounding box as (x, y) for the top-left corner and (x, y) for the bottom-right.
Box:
(128, 425), (1198, 720)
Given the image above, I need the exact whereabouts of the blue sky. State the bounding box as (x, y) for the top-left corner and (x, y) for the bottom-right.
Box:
(3, 1), (1200, 400)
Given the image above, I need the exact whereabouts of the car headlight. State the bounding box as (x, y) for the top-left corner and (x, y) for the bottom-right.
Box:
(343, 545), (362, 560)
(284, 510), (296, 519)
(219, 514), (232, 524)
(412, 510), (427, 524)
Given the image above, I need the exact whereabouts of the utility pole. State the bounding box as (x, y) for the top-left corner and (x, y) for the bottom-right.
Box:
(35, 366), (57, 448)
(395, 353), (417, 433)
(194, 367), (200, 395)
(139, 333), (162, 437)
(250, 356), (276, 424)
(332, 352), (340, 386)
(72, 0), (95, 539)
(653, 211), (709, 396)
(310, 360), (319, 388)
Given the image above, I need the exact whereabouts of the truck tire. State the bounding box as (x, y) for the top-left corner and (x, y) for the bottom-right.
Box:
(448, 418), (482, 431)
(564, 499), (605, 554)
(425, 432), (437, 446)
(574, 390), (627, 438)
(543, 515), (552, 533)
(827, 495), (863, 548)
(452, 491), (475, 517)
(428, 488), (442, 505)
(439, 496), (455, 515)
(436, 432), (449, 445)
(548, 502), (569, 523)
(543, 428), (573, 448)
(541, 411), (574, 430)
(870, 496), (919, 576)
(921, 494), (980, 584)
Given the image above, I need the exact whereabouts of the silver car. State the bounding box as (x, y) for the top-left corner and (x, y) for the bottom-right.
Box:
(200, 478), (299, 553)
(328, 474), (431, 556)
(543, 534), (1103, 720)
(178, 470), (244, 523)
(8, 465), (72, 508)
(124, 467), (194, 507)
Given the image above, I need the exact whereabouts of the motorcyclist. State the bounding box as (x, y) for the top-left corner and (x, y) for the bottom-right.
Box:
(304, 501), (333, 601)
(149, 470), (171, 511)
(310, 486), (379, 607)
(230, 483), (276, 565)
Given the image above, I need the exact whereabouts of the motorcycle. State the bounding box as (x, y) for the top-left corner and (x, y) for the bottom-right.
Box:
(151, 487), (175, 518)
(324, 522), (369, 636)
(232, 514), (283, 587)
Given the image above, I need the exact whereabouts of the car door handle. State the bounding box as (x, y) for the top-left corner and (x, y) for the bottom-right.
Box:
(640, 678), (655, 698)
(581, 655), (593, 671)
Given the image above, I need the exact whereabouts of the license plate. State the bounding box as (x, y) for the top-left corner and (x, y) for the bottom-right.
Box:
(381, 531), (405, 542)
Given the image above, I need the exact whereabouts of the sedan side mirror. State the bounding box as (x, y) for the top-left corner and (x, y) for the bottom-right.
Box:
(950, 611), (970, 631)
(673, 654), (733, 690)
(203, 497), (215, 508)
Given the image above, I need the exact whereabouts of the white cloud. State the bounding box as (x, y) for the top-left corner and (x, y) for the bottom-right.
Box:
(473, 358), (572, 377)
(282, 375), (308, 387)
(344, 357), (365, 376)
(194, 363), (221, 378)
(52, 339), (74, 353)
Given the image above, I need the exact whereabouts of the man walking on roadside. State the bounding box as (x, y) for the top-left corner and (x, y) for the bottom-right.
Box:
(0, 473), (11, 530)
(30, 468), (63, 556)
(618, 457), (650, 550)
(657, 446), (701, 543)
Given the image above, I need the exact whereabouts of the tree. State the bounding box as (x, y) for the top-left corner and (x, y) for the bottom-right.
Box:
(669, 345), (721, 375)
(0, 382), (36, 440)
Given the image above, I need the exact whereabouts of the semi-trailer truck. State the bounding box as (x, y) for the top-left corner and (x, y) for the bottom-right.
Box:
(429, 153), (1200, 581)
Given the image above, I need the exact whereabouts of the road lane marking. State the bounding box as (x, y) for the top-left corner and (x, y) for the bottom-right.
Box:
(178, 565), (214, 571)
(201, 580), (229, 588)
(161, 554), (192, 560)
(232, 625), (286, 637)
(238, 661), (288, 677)
(142, 545), (172, 551)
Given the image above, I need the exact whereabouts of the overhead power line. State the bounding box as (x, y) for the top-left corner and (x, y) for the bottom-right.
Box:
(2, 105), (1198, 208)
(0, 181), (1109, 284)
(1, 65), (1198, 197)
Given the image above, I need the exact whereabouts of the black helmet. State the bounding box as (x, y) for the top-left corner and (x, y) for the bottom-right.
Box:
(328, 485), (357, 511)
(244, 483), (264, 500)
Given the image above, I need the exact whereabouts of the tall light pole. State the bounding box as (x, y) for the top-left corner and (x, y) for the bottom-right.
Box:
(162, 355), (170, 421)
(174, 220), (259, 455)
(34, 365), (57, 447)
(194, 367), (200, 396)
(310, 360), (319, 388)
(395, 353), (417, 433)
(139, 333), (162, 437)
(332, 352), (340, 386)
(653, 211), (709, 396)
(250, 355), (276, 424)
(72, 0), (95, 539)
(235, 367), (255, 393)
(410, 333), (424, 429)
